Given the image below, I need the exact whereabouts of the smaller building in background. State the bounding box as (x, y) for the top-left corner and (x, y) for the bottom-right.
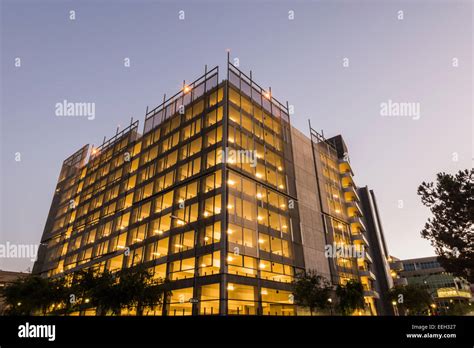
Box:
(388, 255), (407, 288)
(400, 256), (472, 312)
(0, 270), (29, 315)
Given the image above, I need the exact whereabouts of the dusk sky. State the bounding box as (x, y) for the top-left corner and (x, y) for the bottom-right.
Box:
(1, 0), (472, 272)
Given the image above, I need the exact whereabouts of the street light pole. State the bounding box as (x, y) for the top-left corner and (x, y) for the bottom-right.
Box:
(391, 300), (399, 316)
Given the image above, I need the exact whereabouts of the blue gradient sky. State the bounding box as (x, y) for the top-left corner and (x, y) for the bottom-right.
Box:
(1, 0), (472, 271)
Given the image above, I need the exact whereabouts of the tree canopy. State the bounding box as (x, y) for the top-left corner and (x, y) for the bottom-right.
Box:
(389, 284), (432, 316)
(335, 280), (365, 315)
(418, 169), (474, 282)
(0, 266), (166, 316)
(292, 270), (332, 315)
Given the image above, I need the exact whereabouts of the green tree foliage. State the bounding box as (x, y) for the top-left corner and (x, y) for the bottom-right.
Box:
(445, 301), (472, 316)
(115, 265), (166, 316)
(389, 285), (432, 316)
(1, 275), (67, 315)
(72, 269), (120, 315)
(292, 270), (332, 315)
(418, 169), (474, 282)
(1, 267), (166, 316)
(335, 280), (365, 315)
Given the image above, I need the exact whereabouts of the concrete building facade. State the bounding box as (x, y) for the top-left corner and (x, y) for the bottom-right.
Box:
(33, 61), (396, 315)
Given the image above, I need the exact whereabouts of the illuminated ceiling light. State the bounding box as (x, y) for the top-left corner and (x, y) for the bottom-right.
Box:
(261, 289), (268, 295)
(282, 225), (287, 229)
(227, 256), (233, 262)
(277, 166), (283, 171)
(177, 220), (185, 226)
(227, 179), (235, 186)
(258, 239), (264, 244)
(227, 284), (235, 291)
(117, 245), (125, 249)
(259, 263), (266, 269)
(228, 138), (234, 143)
(333, 194), (339, 198)
(183, 85), (192, 93)
(154, 229), (163, 235)
(227, 229), (233, 234)
(256, 193), (263, 199)
(175, 244), (183, 249)
(153, 252), (162, 257)
(133, 238), (143, 242)
(278, 185), (284, 189)
(263, 90), (271, 99)
(335, 209), (341, 213)
(85, 298), (90, 303)
(204, 236), (209, 241)
(201, 263), (207, 268)
(280, 204), (286, 208)
(257, 216), (263, 221)
(256, 173), (263, 179)
(227, 204), (233, 209)
(203, 211), (210, 217)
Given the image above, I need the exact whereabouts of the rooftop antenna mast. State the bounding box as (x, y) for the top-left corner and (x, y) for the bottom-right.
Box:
(226, 49), (231, 81)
